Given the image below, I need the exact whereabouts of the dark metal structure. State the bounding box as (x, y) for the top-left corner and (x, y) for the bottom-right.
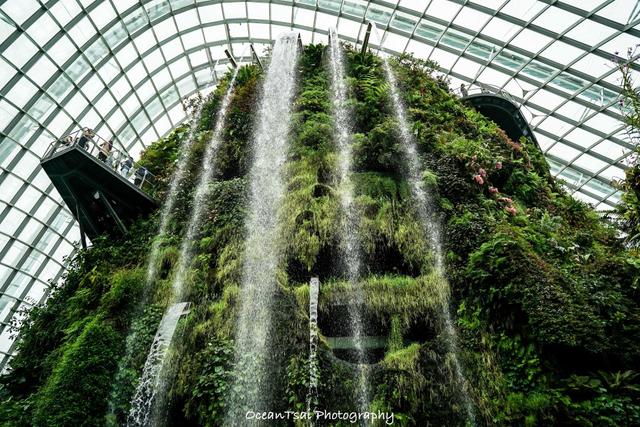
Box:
(40, 132), (157, 248)
(462, 91), (540, 148)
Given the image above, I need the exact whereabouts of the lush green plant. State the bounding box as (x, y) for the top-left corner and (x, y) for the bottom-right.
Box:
(2, 44), (639, 427)
(33, 317), (121, 426)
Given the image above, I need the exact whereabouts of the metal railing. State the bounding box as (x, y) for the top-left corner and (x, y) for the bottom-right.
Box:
(453, 82), (519, 103)
(44, 129), (156, 193)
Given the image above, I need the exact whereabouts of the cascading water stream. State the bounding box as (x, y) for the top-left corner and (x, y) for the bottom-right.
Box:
(168, 68), (239, 303)
(371, 24), (476, 425)
(127, 71), (239, 427)
(225, 33), (300, 423)
(307, 277), (320, 417)
(108, 98), (205, 420)
(144, 102), (205, 293)
(328, 27), (371, 414)
(126, 302), (189, 426)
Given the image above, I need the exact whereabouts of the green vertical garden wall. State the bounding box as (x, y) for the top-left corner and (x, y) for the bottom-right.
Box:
(1, 44), (639, 426)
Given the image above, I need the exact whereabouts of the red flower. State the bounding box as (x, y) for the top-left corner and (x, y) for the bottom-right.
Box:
(479, 168), (487, 177)
(473, 174), (484, 185)
(505, 206), (517, 216)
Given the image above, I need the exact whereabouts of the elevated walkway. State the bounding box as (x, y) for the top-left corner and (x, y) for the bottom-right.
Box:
(40, 129), (158, 247)
(457, 83), (539, 148)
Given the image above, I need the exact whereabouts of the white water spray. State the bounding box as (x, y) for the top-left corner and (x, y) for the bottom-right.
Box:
(169, 69), (239, 302)
(371, 23), (476, 425)
(127, 302), (190, 426)
(127, 72), (239, 426)
(144, 103), (205, 292)
(226, 33), (300, 422)
(307, 277), (320, 417)
(328, 27), (371, 414)
(108, 90), (206, 424)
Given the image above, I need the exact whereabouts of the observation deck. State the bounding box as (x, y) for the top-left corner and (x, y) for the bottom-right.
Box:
(40, 129), (158, 247)
(457, 83), (539, 148)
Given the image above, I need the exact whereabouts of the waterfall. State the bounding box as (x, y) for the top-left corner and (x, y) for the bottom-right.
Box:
(328, 28), (370, 413)
(127, 73), (239, 427)
(108, 96), (205, 421)
(307, 277), (320, 418)
(226, 33), (300, 423)
(169, 69), (239, 302)
(373, 25), (476, 425)
(127, 302), (190, 426)
(144, 102), (204, 293)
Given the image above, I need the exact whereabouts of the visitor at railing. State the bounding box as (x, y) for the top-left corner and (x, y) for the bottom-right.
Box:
(460, 83), (468, 97)
(134, 166), (149, 188)
(44, 128), (158, 193)
(107, 150), (121, 170)
(77, 127), (94, 150)
(98, 139), (113, 162)
(453, 82), (514, 100)
(120, 156), (133, 178)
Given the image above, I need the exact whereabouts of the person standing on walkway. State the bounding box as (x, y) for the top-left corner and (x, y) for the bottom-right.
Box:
(77, 127), (94, 150)
(121, 156), (133, 177)
(98, 139), (112, 162)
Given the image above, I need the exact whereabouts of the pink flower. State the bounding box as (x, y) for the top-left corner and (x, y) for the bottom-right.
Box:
(472, 155), (477, 162)
(495, 161), (503, 170)
(488, 186), (498, 194)
(473, 174), (484, 185)
(498, 197), (513, 204)
(479, 168), (487, 177)
(505, 206), (517, 216)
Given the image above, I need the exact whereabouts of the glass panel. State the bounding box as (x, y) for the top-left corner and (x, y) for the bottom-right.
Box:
(85, 38), (109, 64)
(145, 0), (171, 22)
(29, 95), (56, 121)
(29, 12), (59, 47)
(123, 8), (147, 34)
(8, 116), (38, 144)
(0, 140), (19, 167)
(3, 240), (28, 264)
(89, 1), (117, 30)
(366, 5), (393, 26)
(319, 0), (341, 12)
(7, 77), (38, 109)
(415, 20), (445, 42)
(493, 48), (527, 70)
(67, 56), (91, 82)
(0, 295), (17, 325)
(5, 272), (31, 298)
(441, 28), (471, 51)
(4, 34), (38, 69)
(104, 21), (128, 49)
(146, 97), (163, 118)
(390, 11), (417, 33)
(160, 86), (179, 106)
(521, 60), (557, 83)
(342, 0), (367, 18)
(0, 0), (39, 26)
(30, 56), (57, 86)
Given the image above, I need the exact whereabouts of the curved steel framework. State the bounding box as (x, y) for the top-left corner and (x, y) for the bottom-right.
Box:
(0, 0), (638, 369)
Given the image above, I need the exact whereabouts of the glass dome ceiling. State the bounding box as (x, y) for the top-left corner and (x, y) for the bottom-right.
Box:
(0, 0), (638, 368)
